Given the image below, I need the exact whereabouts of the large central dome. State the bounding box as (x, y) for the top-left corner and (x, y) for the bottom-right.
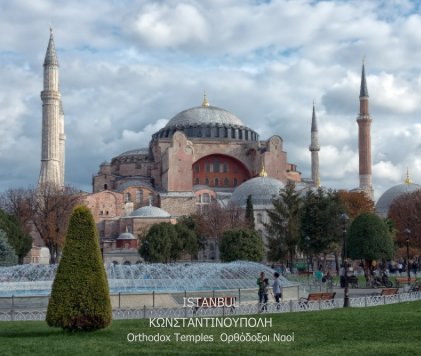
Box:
(165, 105), (244, 128)
(152, 99), (258, 142)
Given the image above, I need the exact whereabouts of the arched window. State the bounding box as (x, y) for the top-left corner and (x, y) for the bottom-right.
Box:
(125, 192), (131, 202)
(104, 184), (108, 190)
(195, 177), (200, 185)
(234, 178), (238, 186)
(136, 190), (143, 203)
(224, 178), (229, 186)
(205, 177), (209, 185)
(214, 178), (219, 186)
(223, 163), (228, 173)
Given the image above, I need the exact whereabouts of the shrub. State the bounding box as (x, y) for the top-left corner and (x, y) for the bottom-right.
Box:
(46, 205), (111, 331)
(220, 228), (264, 262)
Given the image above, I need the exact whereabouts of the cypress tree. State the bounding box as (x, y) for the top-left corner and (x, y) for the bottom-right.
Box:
(46, 205), (111, 331)
(245, 195), (255, 229)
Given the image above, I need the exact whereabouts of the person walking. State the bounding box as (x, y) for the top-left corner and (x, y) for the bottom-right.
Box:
(261, 278), (269, 312)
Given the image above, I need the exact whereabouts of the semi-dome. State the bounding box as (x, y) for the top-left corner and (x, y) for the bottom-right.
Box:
(376, 182), (421, 217)
(230, 176), (284, 209)
(166, 106), (244, 128)
(130, 205), (171, 218)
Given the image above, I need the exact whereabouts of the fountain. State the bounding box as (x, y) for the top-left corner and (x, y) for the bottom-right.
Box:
(0, 261), (294, 296)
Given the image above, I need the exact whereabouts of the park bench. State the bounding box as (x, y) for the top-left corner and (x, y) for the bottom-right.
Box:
(193, 296), (236, 314)
(409, 282), (421, 292)
(299, 292), (336, 305)
(395, 277), (417, 287)
(380, 288), (399, 296)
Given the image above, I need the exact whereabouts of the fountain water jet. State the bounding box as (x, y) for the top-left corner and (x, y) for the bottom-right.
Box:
(0, 261), (294, 296)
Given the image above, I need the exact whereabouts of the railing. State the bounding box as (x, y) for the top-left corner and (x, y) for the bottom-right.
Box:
(1, 291), (420, 321)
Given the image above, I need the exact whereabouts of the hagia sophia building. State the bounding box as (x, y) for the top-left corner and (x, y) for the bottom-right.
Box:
(34, 30), (421, 264)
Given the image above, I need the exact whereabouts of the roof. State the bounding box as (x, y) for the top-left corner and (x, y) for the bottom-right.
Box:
(165, 106), (244, 128)
(118, 148), (149, 157)
(117, 232), (136, 240)
(230, 176), (285, 209)
(130, 205), (171, 218)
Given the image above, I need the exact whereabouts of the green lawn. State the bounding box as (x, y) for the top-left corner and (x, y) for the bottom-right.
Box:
(1, 301), (421, 356)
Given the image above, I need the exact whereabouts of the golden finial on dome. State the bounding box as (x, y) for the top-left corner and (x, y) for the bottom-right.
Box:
(202, 91), (209, 107)
(259, 160), (268, 177)
(404, 167), (412, 184)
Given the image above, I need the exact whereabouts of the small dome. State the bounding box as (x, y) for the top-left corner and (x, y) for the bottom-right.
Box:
(376, 182), (421, 217)
(166, 106), (244, 128)
(117, 232), (136, 240)
(230, 176), (284, 208)
(130, 206), (171, 218)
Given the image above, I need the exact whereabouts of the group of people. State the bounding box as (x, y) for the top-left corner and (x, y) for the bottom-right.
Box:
(257, 271), (282, 312)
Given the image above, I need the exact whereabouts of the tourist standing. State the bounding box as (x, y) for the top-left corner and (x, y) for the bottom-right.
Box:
(257, 271), (265, 304)
(261, 278), (269, 312)
(273, 272), (282, 310)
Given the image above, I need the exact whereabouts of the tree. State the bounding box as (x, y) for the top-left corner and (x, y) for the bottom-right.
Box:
(347, 212), (394, 268)
(300, 188), (343, 254)
(0, 184), (81, 264)
(30, 183), (81, 264)
(174, 221), (199, 259)
(265, 181), (301, 266)
(388, 190), (421, 258)
(177, 215), (206, 253)
(46, 205), (111, 331)
(245, 195), (255, 229)
(0, 210), (32, 264)
(139, 223), (176, 263)
(300, 188), (344, 272)
(0, 229), (18, 266)
(337, 190), (375, 219)
(196, 201), (247, 241)
(219, 228), (264, 262)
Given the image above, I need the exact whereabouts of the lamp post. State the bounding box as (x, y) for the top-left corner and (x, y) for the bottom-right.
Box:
(404, 228), (411, 284)
(340, 213), (350, 307)
(305, 236), (311, 284)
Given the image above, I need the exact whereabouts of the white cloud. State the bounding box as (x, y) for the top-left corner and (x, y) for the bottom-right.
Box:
(1, 0), (421, 201)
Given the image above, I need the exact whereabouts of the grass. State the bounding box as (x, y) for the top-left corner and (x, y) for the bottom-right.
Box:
(1, 301), (421, 356)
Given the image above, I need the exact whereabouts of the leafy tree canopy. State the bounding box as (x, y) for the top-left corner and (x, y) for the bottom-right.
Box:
(348, 212), (394, 265)
(220, 228), (264, 262)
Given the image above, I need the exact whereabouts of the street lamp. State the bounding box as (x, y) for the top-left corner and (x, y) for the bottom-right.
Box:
(404, 228), (411, 284)
(305, 236), (311, 284)
(340, 213), (350, 307)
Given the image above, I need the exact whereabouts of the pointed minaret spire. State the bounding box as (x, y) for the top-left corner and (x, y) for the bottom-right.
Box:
(44, 28), (59, 67)
(309, 101), (320, 187)
(38, 29), (64, 188)
(357, 60), (373, 200)
(360, 57), (368, 98)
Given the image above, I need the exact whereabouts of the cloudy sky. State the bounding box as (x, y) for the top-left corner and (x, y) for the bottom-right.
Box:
(1, 0), (421, 200)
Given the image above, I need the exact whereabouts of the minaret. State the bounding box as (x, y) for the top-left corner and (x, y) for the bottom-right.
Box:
(357, 61), (373, 199)
(309, 101), (320, 187)
(38, 29), (64, 187)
